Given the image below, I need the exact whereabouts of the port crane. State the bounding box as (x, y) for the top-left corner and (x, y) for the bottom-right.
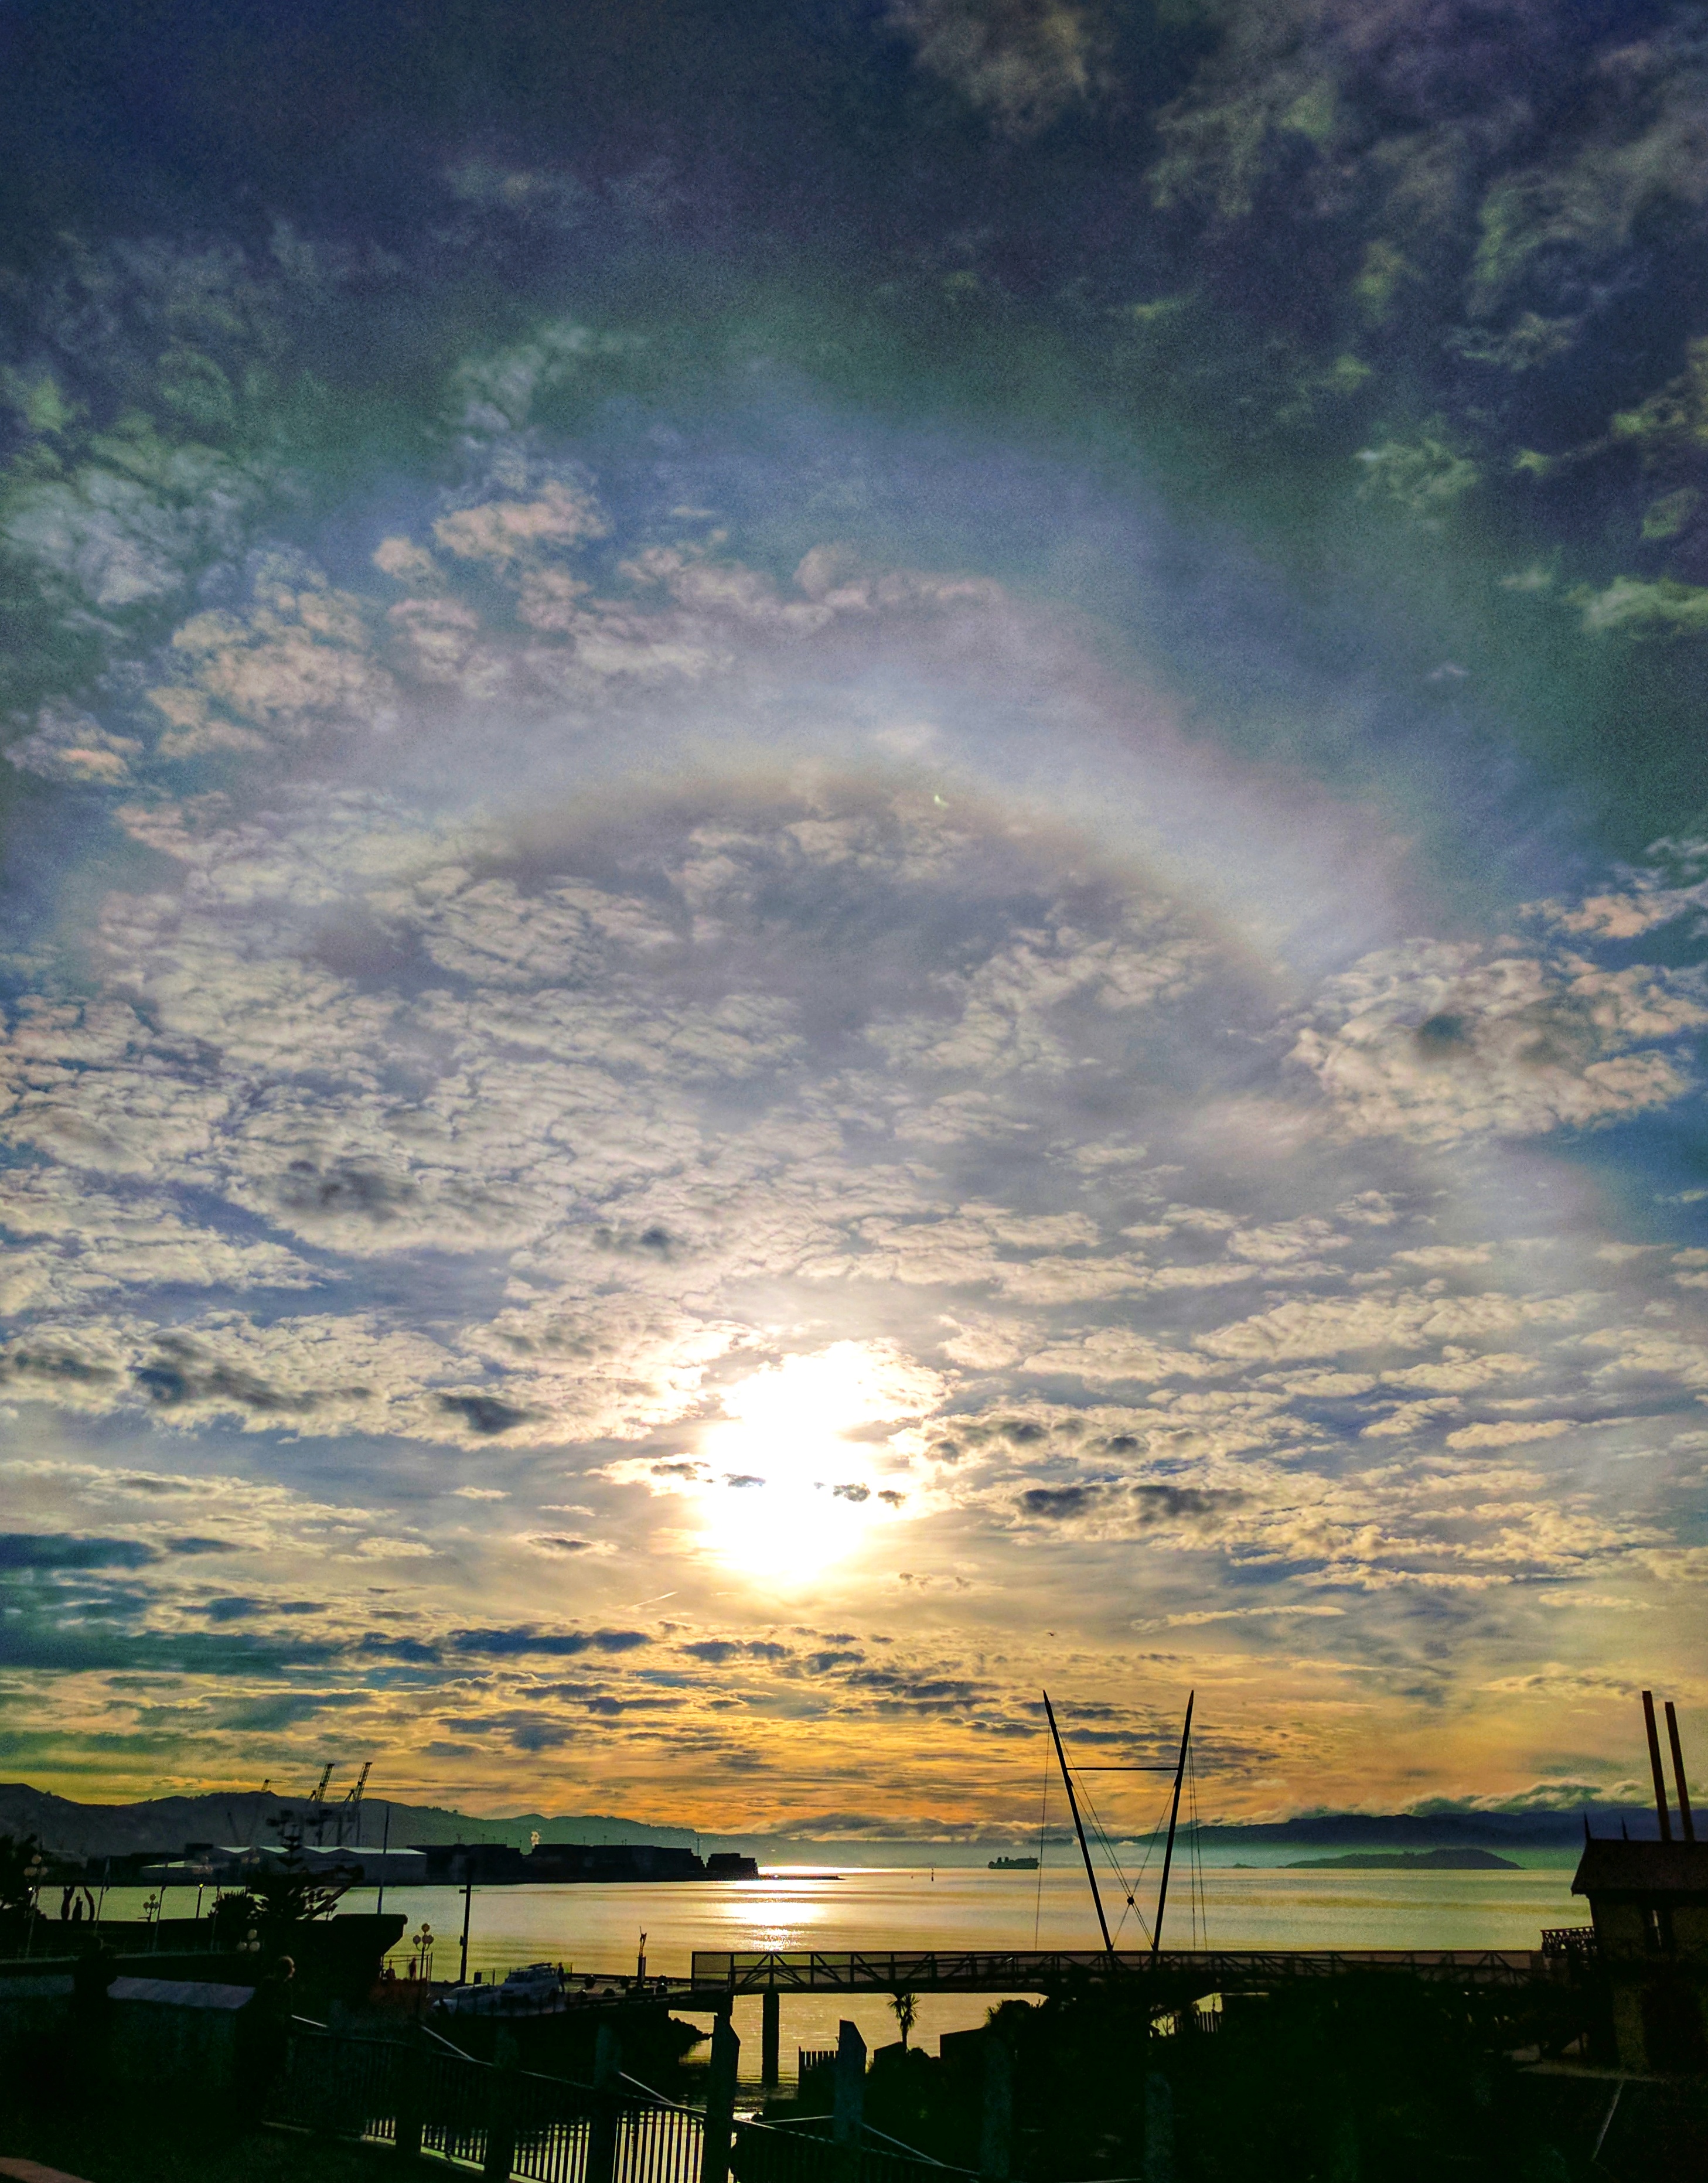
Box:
(337, 1761), (371, 1847)
(304, 1761), (336, 1845)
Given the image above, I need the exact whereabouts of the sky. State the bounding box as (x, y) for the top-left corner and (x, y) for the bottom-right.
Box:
(0, 0), (1705, 1834)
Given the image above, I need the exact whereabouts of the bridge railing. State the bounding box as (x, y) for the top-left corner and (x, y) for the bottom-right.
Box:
(1539, 1926), (1598, 1966)
(687, 1947), (1553, 1994)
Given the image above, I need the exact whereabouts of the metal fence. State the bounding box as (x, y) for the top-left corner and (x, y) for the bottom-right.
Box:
(268, 2028), (706, 2183)
(269, 2026), (974, 2183)
(270, 2024), (401, 2144)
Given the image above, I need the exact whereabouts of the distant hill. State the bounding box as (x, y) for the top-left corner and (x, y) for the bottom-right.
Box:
(1284, 1848), (1519, 1871)
(1197, 1810), (1653, 1853)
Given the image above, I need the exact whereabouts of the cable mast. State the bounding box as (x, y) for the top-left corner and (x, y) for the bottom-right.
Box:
(1043, 1690), (1113, 1953)
(1150, 1690), (1195, 1957)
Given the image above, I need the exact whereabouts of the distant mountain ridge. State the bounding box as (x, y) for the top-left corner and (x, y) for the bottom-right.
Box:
(0, 1783), (698, 1860)
(0, 1782), (1659, 1861)
(1195, 1810), (1656, 1851)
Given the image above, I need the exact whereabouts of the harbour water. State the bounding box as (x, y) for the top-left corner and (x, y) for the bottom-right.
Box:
(90, 1855), (1587, 2083)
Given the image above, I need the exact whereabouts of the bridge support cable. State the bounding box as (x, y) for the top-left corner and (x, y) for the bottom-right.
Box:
(1034, 1729), (1051, 1949)
(1069, 1772), (1151, 1948)
(1186, 1731), (1206, 1950)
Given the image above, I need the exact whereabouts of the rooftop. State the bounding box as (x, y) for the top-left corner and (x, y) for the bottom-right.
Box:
(1572, 1839), (1708, 1897)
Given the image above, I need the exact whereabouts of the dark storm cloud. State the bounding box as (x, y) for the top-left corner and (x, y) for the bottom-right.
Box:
(843, 1669), (983, 1707)
(677, 1639), (794, 1664)
(0, 1534), (156, 1571)
(447, 1626), (652, 1657)
(1015, 1483), (1246, 1529)
(201, 1596), (322, 1622)
(0, 1351), (117, 1391)
(445, 1710), (578, 1752)
(220, 1691), (369, 1732)
(0, 1622), (340, 1675)
(0, 1530), (238, 1571)
(357, 1633), (442, 1662)
(437, 1392), (535, 1435)
(132, 1337), (363, 1415)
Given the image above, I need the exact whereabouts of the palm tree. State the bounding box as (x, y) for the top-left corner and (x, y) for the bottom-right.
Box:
(891, 1988), (918, 2049)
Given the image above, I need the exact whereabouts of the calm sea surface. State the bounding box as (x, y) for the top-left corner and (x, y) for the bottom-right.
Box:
(97, 1856), (1587, 2082)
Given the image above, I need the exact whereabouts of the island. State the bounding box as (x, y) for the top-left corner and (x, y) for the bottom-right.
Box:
(1285, 1848), (1520, 1871)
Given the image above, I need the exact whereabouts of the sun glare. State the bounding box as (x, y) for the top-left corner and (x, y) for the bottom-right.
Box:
(693, 1343), (929, 1581)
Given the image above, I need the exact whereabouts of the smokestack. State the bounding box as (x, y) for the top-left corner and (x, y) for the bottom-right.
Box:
(1664, 1700), (1695, 1843)
(1642, 1690), (1673, 1841)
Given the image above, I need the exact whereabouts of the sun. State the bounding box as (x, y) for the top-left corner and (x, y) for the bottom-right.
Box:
(692, 1343), (933, 1581)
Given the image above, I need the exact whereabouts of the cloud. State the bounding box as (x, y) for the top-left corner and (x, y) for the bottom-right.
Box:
(1020, 1331), (1233, 1384)
(1444, 1418), (1575, 1449)
(1196, 1288), (1591, 1362)
(6, 705), (142, 787)
(886, 1), (1114, 136)
(432, 480), (608, 565)
(2, 311), (1707, 1825)
(1291, 942), (1706, 1142)
(1144, 1603), (1346, 1628)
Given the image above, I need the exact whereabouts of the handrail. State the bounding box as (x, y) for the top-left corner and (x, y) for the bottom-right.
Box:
(618, 2070), (703, 2115)
(859, 2120), (976, 2171)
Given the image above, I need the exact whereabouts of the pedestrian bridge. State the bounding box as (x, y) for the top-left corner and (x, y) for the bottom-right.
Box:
(685, 1946), (1557, 1999)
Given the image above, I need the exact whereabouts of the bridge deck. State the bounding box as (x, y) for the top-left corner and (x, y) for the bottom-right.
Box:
(685, 1947), (1555, 1996)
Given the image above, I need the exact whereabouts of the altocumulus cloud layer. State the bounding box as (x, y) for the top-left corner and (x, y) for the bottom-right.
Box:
(1, 3), (1706, 1826)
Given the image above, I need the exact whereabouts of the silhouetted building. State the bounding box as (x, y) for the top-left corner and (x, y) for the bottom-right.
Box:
(411, 1842), (529, 1883)
(705, 1853), (759, 1881)
(527, 1843), (704, 1882)
(1572, 1840), (1708, 2073)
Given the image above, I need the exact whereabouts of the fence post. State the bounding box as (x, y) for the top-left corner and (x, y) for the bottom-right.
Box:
(979, 2035), (1012, 2183)
(761, 1987), (780, 2089)
(484, 2030), (520, 2182)
(698, 2010), (739, 2183)
(1143, 2071), (1173, 2183)
(395, 2026), (425, 2160)
(833, 2018), (865, 2183)
(586, 2020), (622, 2183)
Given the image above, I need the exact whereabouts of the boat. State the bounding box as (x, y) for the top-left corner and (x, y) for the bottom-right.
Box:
(987, 1855), (1038, 1870)
(438, 1962), (569, 2015)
